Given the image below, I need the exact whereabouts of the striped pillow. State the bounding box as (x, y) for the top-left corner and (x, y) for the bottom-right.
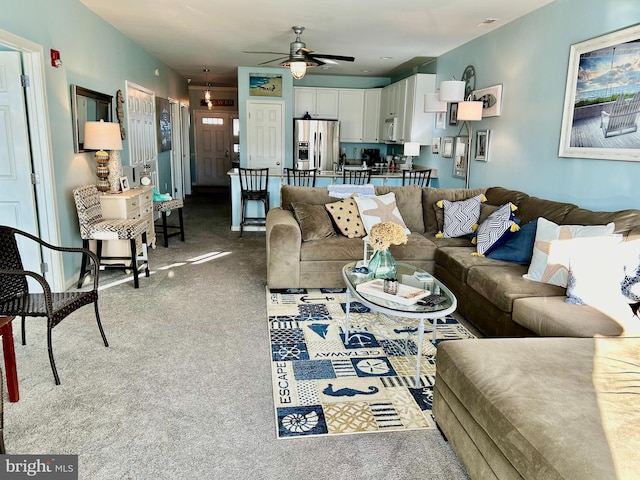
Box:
(473, 203), (519, 255)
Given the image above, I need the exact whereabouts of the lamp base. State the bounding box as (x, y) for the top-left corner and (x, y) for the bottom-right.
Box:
(108, 150), (123, 193)
(95, 149), (110, 192)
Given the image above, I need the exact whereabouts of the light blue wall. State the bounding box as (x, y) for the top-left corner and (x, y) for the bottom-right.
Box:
(430, 0), (640, 211)
(0, 0), (189, 282)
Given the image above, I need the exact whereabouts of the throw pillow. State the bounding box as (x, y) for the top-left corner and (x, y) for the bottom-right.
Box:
(324, 197), (366, 238)
(565, 236), (625, 308)
(436, 194), (486, 238)
(487, 219), (538, 264)
(292, 202), (337, 242)
(472, 203), (520, 256)
(434, 202), (497, 233)
(353, 192), (410, 235)
(524, 217), (616, 287)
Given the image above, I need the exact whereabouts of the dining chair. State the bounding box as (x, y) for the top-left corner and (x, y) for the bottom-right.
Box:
(73, 185), (150, 288)
(402, 169), (433, 187)
(342, 168), (372, 185)
(239, 168), (269, 236)
(284, 168), (317, 187)
(0, 225), (109, 385)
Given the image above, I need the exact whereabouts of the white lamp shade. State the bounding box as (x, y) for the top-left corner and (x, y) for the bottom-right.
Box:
(403, 142), (420, 156)
(457, 100), (483, 121)
(439, 80), (466, 102)
(424, 93), (447, 113)
(84, 120), (123, 150)
(289, 61), (307, 80)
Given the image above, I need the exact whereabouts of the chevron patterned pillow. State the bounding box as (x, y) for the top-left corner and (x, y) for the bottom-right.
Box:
(436, 194), (486, 238)
(473, 202), (520, 255)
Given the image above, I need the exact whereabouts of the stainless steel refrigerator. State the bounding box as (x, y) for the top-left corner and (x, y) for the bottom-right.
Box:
(293, 119), (340, 172)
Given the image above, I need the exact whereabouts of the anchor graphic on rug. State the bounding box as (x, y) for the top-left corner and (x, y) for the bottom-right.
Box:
(323, 383), (379, 397)
(300, 295), (335, 303)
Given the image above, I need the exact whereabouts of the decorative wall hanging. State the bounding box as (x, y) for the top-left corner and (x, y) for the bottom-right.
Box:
(453, 136), (468, 179)
(156, 97), (171, 152)
(432, 137), (441, 155)
(435, 111), (446, 130)
(558, 24), (640, 162)
(442, 137), (454, 158)
(472, 84), (503, 117)
(448, 103), (458, 126)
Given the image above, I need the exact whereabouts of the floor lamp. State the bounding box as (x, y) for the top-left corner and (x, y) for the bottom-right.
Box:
(456, 99), (483, 188)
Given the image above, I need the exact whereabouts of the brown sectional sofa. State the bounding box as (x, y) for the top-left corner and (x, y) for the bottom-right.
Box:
(266, 184), (640, 479)
(267, 184), (640, 337)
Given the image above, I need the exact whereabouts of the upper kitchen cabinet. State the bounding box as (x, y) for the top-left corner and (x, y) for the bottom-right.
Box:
(338, 89), (365, 142)
(294, 87), (339, 119)
(379, 80), (407, 142)
(363, 89), (381, 143)
(403, 74), (436, 145)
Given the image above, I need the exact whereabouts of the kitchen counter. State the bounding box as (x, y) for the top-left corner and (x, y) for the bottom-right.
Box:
(227, 167), (438, 232)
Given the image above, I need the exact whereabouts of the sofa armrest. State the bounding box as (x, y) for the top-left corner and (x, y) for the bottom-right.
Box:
(266, 208), (302, 288)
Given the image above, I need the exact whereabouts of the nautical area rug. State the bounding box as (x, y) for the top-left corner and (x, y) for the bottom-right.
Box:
(267, 287), (475, 439)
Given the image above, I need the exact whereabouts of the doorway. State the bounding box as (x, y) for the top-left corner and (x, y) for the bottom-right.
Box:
(194, 110), (235, 186)
(0, 28), (63, 290)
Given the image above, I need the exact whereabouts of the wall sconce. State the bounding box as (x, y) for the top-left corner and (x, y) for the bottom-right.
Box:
(83, 120), (123, 193)
(403, 142), (420, 170)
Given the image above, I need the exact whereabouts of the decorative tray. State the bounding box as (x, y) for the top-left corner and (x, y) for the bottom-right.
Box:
(355, 279), (430, 305)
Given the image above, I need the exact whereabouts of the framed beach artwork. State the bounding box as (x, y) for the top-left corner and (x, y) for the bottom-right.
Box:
(558, 24), (640, 162)
(249, 73), (283, 97)
(472, 85), (503, 118)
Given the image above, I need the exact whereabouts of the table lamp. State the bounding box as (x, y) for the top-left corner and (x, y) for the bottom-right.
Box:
(84, 120), (123, 192)
(403, 142), (420, 170)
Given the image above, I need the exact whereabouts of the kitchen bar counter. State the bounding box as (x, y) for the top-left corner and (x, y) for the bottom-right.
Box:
(227, 167), (438, 232)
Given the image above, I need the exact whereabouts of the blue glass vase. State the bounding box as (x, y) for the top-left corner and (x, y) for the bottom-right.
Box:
(368, 248), (397, 280)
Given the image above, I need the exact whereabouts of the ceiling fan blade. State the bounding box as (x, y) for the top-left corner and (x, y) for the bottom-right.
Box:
(309, 54), (355, 62)
(258, 56), (289, 66)
(243, 51), (288, 55)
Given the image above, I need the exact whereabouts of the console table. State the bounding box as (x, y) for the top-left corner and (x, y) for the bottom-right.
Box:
(97, 186), (156, 263)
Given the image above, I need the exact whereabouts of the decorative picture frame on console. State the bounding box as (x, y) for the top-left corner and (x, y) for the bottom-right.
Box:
(558, 24), (640, 162)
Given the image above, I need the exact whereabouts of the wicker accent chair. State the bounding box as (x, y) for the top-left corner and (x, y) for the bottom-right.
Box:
(0, 225), (108, 385)
(73, 185), (149, 288)
(154, 198), (185, 247)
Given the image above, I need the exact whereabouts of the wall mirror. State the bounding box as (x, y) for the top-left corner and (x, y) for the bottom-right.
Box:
(71, 85), (113, 153)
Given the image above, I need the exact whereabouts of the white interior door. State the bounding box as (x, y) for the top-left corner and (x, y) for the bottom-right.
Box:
(247, 100), (283, 171)
(169, 98), (184, 199)
(0, 51), (42, 277)
(126, 82), (158, 187)
(195, 110), (231, 186)
(180, 103), (192, 195)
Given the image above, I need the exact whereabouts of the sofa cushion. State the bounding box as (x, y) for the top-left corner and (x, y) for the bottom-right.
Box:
(467, 265), (565, 313)
(515, 196), (577, 225)
(300, 235), (364, 262)
(435, 247), (514, 284)
(435, 337), (640, 479)
(375, 185), (425, 233)
(324, 197), (366, 238)
(353, 192), (410, 234)
(281, 185), (334, 210)
(291, 202), (337, 242)
(564, 207), (640, 236)
(484, 186), (530, 208)
(487, 219), (538, 264)
(512, 296), (640, 337)
(524, 218), (616, 287)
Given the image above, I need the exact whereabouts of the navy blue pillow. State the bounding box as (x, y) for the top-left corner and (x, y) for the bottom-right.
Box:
(486, 219), (538, 264)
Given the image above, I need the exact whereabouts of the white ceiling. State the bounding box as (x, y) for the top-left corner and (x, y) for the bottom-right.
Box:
(79, 0), (556, 87)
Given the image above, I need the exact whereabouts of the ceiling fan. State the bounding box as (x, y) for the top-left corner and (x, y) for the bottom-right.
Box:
(244, 26), (355, 79)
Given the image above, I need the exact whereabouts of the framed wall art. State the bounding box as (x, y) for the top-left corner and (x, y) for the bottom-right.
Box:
(442, 136), (454, 158)
(448, 102), (458, 125)
(156, 97), (171, 152)
(475, 130), (491, 162)
(558, 24), (640, 162)
(432, 137), (441, 155)
(472, 84), (503, 117)
(249, 73), (283, 97)
(435, 111), (446, 130)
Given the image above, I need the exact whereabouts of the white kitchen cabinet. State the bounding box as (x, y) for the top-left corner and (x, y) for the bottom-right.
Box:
(403, 74), (436, 145)
(363, 89), (381, 142)
(293, 87), (339, 119)
(338, 89), (365, 142)
(379, 80), (407, 142)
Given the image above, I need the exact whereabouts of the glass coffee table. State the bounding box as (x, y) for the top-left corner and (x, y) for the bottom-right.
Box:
(342, 261), (457, 387)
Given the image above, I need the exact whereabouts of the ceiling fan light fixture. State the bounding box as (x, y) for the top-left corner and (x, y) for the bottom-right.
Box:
(289, 61), (307, 79)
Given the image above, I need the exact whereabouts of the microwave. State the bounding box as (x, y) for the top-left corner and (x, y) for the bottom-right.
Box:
(383, 116), (398, 142)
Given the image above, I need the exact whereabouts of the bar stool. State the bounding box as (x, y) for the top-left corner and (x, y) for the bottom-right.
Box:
(154, 198), (185, 247)
(402, 169), (433, 187)
(239, 168), (269, 236)
(284, 167), (317, 187)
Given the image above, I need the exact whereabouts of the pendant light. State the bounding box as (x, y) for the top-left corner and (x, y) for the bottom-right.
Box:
(203, 68), (212, 108)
